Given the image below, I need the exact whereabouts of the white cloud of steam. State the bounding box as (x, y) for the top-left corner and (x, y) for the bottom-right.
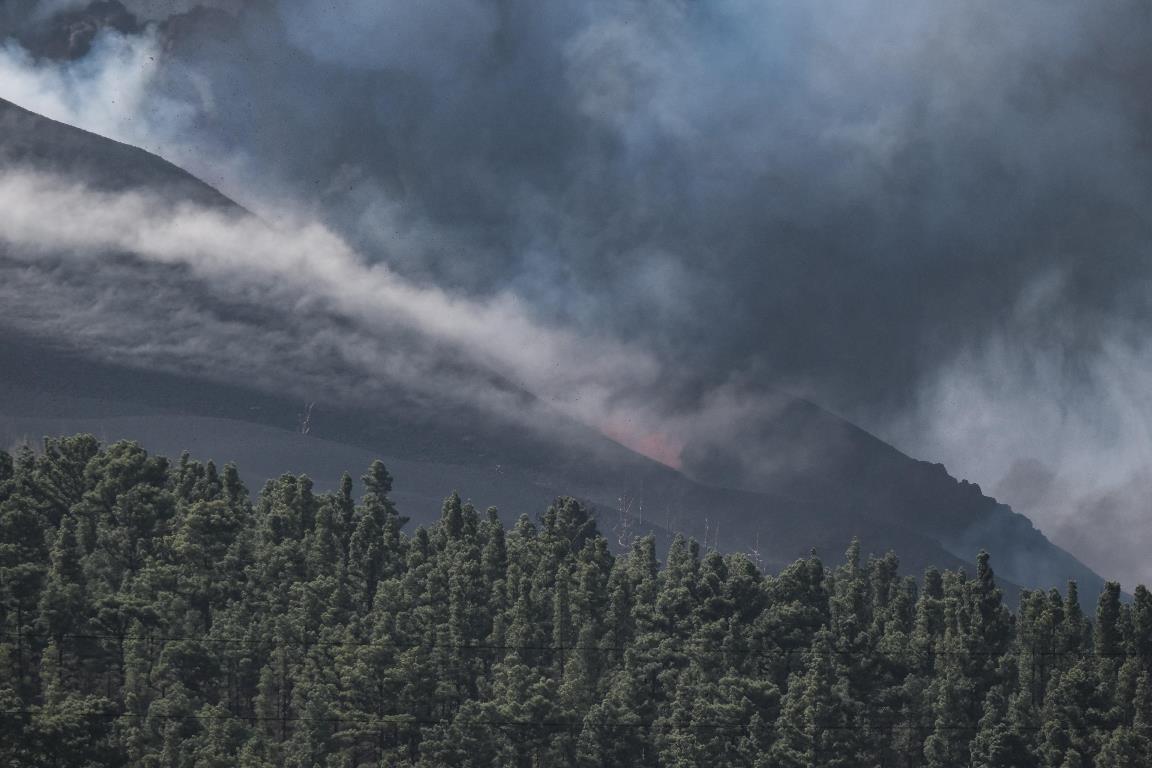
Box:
(0, 169), (697, 463)
(0, 29), (168, 149)
(0, 168), (825, 478)
(0, 26), (253, 209)
(896, 276), (1152, 587)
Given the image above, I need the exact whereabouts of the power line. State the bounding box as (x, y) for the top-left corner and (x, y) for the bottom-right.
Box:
(2, 630), (1120, 658)
(0, 708), (1020, 733)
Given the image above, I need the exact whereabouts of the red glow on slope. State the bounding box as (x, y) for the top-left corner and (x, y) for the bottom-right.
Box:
(600, 421), (684, 470)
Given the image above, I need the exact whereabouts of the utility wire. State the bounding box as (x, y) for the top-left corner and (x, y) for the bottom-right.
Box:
(1, 630), (1115, 657)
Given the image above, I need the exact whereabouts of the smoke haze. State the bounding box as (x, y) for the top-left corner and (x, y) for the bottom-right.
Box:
(1, 0), (1151, 583)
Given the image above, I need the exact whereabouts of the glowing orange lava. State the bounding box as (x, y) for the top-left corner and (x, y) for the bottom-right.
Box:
(599, 422), (684, 469)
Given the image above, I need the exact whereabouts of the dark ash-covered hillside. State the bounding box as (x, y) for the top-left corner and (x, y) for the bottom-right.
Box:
(0, 97), (1108, 605)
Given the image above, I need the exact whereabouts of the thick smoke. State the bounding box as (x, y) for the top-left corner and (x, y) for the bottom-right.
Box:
(895, 275), (1152, 585)
(0, 168), (738, 468)
(2, 1), (1152, 582)
(0, 28), (163, 146)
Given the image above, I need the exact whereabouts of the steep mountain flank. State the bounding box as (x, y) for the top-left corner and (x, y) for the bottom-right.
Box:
(0, 97), (1110, 604)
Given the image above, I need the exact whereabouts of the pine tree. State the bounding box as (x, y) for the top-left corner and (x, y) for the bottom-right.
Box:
(923, 592), (976, 768)
(770, 630), (863, 768)
(38, 514), (88, 642)
(1096, 582), (1124, 659)
(8, 433), (1152, 767)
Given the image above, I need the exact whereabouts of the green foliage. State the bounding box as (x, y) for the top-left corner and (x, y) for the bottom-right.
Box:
(0, 434), (1146, 766)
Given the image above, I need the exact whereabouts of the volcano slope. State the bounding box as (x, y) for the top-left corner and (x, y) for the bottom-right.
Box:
(0, 96), (1108, 604)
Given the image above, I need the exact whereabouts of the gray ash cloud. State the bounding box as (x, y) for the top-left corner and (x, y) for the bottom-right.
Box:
(4, 0), (1152, 582)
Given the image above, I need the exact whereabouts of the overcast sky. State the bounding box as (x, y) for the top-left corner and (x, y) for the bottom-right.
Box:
(2, 0), (1152, 583)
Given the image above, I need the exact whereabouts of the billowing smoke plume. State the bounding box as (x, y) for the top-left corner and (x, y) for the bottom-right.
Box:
(0, 168), (781, 472)
(894, 275), (1152, 585)
(2, 0), (1152, 582)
